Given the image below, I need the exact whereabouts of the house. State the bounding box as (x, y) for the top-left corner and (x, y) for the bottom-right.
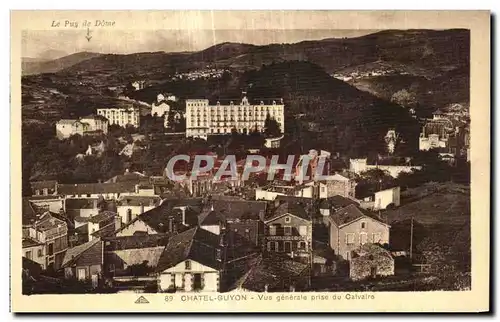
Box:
(156, 227), (224, 292)
(151, 94), (170, 118)
(359, 186), (401, 211)
(105, 170), (148, 184)
(198, 198), (267, 247)
(30, 180), (58, 196)
(255, 183), (315, 201)
(228, 254), (309, 292)
(115, 198), (202, 237)
(22, 238), (46, 269)
(62, 238), (103, 286)
(264, 202), (313, 259)
(65, 198), (100, 224)
(349, 244), (395, 281)
(131, 80), (146, 91)
(116, 195), (162, 225)
(97, 107), (140, 128)
(55, 119), (89, 139)
(103, 234), (170, 277)
(317, 173), (357, 199)
(80, 114), (109, 135)
(23, 212), (69, 270)
(264, 135), (284, 149)
(28, 195), (65, 214)
(326, 204), (390, 261)
(87, 211), (121, 241)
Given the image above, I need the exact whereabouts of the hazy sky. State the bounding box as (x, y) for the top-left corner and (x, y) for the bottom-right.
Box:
(22, 29), (378, 58)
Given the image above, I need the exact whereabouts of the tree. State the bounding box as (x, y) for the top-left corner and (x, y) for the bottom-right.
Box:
(264, 113), (281, 137)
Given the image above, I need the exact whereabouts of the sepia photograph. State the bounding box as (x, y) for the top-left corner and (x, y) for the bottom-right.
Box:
(10, 10), (490, 313)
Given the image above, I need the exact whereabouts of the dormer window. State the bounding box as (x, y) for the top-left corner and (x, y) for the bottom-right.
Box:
(185, 260), (191, 270)
(285, 216), (291, 223)
(361, 222), (366, 229)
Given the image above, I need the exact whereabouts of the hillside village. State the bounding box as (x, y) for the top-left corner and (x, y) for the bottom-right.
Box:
(21, 29), (471, 294)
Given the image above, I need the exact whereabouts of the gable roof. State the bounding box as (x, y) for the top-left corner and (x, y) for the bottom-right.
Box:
(117, 195), (161, 207)
(34, 212), (67, 231)
(156, 227), (221, 272)
(88, 211), (117, 224)
(62, 238), (102, 268)
(65, 198), (98, 210)
(328, 204), (389, 228)
(265, 202), (311, 222)
(22, 198), (39, 226)
(104, 234), (171, 251)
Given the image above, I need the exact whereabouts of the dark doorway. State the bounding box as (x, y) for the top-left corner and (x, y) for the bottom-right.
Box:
(370, 266), (377, 278)
(193, 273), (202, 290)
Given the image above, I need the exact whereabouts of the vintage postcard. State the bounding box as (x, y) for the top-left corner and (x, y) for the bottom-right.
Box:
(10, 10), (490, 312)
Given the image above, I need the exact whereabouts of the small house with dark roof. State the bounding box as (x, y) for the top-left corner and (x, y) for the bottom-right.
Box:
(62, 238), (103, 285)
(22, 238), (46, 269)
(263, 202), (312, 259)
(103, 234), (171, 277)
(115, 199), (201, 237)
(87, 211), (121, 241)
(327, 204), (390, 261)
(198, 198), (266, 246)
(156, 227), (224, 292)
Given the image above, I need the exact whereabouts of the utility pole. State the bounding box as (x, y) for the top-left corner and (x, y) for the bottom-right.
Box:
(409, 217), (414, 260)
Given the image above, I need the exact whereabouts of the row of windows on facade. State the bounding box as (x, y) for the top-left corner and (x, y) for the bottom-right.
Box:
(190, 116), (282, 122)
(188, 127), (265, 134)
(268, 225), (308, 236)
(188, 105), (283, 111)
(24, 243), (55, 259)
(345, 232), (383, 245)
(267, 241), (308, 252)
(189, 109), (282, 116)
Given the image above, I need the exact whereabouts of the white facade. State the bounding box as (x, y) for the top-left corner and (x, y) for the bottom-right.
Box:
(151, 101), (170, 118)
(373, 187), (401, 210)
(185, 97), (284, 139)
(419, 134), (448, 151)
(55, 120), (89, 139)
(349, 159), (422, 179)
(158, 260), (220, 292)
(97, 107), (140, 128)
(117, 204), (156, 225)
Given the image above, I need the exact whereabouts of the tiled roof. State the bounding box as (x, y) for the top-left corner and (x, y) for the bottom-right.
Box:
(57, 182), (137, 195)
(105, 171), (148, 184)
(156, 227), (221, 272)
(57, 119), (78, 125)
(65, 198), (99, 210)
(34, 213), (66, 231)
(328, 204), (388, 227)
(352, 243), (393, 260)
(62, 238), (101, 268)
(22, 238), (43, 248)
(104, 234), (171, 251)
(88, 211), (117, 224)
(91, 221), (118, 238)
(265, 202), (311, 222)
(22, 198), (39, 226)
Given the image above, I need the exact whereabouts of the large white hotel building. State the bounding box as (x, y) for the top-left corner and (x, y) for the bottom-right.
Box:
(97, 107), (141, 128)
(185, 96), (284, 139)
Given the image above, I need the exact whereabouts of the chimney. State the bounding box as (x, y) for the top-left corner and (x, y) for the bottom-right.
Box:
(114, 215), (122, 231)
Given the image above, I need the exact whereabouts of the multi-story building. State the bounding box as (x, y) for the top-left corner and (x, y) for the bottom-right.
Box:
(23, 212), (69, 270)
(185, 95), (284, 139)
(264, 202), (312, 259)
(326, 204), (390, 261)
(151, 94), (171, 119)
(97, 107), (140, 128)
(80, 114), (109, 135)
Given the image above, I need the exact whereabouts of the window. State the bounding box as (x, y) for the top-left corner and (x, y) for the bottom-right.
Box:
(48, 243), (54, 256)
(87, 194), (91, 198)
(361, 222), (366, 229)
(37, 249), (43, 257)
(77, 268), (86, 280)
(372, 233), (382, 243)
(360, 233), (368, 245)
(345, 233), (355, 245)
(285, 216), (291, 223)
(284, 226), (292, 236)
(268, 242), (277, 252)
(299, 226), (307, 236)
(298, 241), (306, 249)
(127, 209), (132, 223)
(25, 251), (32, 260)
(185, 260), (191, 270)
(269, 225), (276, 236)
